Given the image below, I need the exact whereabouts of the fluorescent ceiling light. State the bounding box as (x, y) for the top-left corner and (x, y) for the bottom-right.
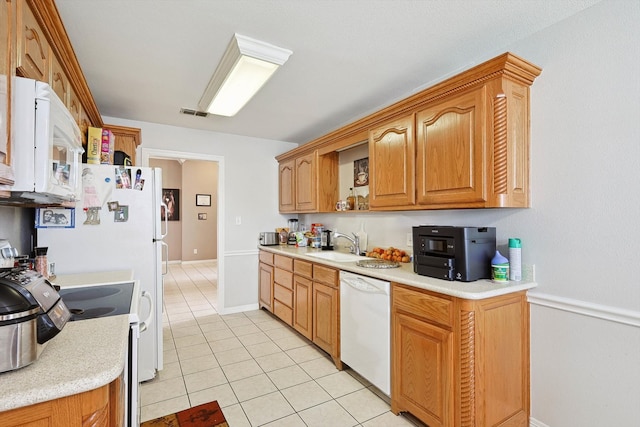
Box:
(199, 34), (292, 117)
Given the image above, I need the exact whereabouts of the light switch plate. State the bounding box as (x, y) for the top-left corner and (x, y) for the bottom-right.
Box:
(406, 232), (413, 247)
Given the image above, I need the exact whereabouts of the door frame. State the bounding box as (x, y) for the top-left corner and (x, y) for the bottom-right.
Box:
(140, 148), (225, 312)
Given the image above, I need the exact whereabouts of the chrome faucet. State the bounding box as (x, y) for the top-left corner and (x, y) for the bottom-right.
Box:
(333, 231), (361, 255)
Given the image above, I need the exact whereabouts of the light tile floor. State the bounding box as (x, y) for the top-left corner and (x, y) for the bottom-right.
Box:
(140, 261), (424, 427)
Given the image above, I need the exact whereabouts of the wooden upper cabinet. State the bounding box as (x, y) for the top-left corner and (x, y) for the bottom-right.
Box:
(369, 115), (415, 208)
(50, 54), (70, 105)
(295, 152), (317, 212)
(279, 158), (295, 212)
(275, 52), (541, 212)
(104, 124), (142, 166)
(416, 86), (487, 206)
(0, 0), (14, 186)
(16, 0), (50, 81)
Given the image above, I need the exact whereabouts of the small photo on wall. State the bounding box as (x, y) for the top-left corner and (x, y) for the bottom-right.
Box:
(354, 157), (369, 187)
(35, 208), (75, 228)
(161, 189), (180, 221)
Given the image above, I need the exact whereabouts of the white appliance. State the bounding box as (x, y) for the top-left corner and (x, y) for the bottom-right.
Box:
(37, 164), (168, 382)
(10, 77), (84, 203)
(340, 271), (391, 395)
(57, 279), (150, 427)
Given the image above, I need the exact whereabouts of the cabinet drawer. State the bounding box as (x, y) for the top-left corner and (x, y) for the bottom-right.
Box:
(294, 259), (313, 278)
(259, 251), (274, 265)
(393, 284), (453, 327)
(274, 254), (293, 270)
(273, 299), (293, 325)
(274, 268), (293, 289)
(274, 284), (293, 307)
(313, 264), (338, 286)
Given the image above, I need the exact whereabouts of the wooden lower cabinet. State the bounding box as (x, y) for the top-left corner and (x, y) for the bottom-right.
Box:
(258, 251), (274, 311)
(391, 283), (530, 427)
(0, 374), (123, 427)
(293, 274), (313, 340)
(260, 252), (341, 368)
(312, 281), (340, 368)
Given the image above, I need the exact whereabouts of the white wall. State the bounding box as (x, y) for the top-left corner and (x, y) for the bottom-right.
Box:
(102, 116), (298, 312)
(101, 1), (639, 423)
(304, 1), (640, 425)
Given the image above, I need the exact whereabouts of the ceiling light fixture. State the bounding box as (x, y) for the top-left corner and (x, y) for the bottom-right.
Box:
(198, 33), (292, 117)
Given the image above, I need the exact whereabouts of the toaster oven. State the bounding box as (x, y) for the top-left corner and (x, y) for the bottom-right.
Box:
(259, 232), (279, 246)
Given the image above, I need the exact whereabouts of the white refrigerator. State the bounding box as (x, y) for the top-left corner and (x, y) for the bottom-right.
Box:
(37, 164), (167, 382)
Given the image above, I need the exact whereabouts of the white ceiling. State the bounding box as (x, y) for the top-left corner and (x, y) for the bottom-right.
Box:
(55, 0), (601, 145)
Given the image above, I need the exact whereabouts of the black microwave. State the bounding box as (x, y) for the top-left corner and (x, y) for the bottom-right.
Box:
(412, 226), (496, 281)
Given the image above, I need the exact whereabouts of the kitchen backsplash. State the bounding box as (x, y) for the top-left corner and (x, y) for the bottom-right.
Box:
(0, 207), (34, 255)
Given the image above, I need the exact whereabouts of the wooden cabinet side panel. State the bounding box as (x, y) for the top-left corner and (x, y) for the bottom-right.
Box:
(317, 152), (339, 212)
(489, 80), (530, 208)
(472, 294), (530, 426)
(259, 262), (274, 311)
(369, 115), (416, 208)
(0, 0), (14, 185)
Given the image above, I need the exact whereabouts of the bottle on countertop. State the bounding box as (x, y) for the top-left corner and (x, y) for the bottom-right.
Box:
(356, 222), (368, 255)
(346, 187), (356, 210)
(491, 250), (509, 283)
(509, 238), (522, 281)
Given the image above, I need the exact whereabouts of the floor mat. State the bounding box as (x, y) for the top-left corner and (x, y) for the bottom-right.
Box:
(141, 400), (228, 427)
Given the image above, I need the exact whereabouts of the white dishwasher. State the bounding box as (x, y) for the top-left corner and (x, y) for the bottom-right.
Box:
(340, 271), (391, 395)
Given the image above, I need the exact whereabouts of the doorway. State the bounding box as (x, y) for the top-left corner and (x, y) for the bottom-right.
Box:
(141, 148), (225, 313)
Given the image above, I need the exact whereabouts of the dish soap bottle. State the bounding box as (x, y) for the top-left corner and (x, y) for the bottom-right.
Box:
(491, 250), (509, 283)
(356, 222), (368, 255)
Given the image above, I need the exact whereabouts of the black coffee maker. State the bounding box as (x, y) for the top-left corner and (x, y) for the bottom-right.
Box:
(321, 229), (333, 250)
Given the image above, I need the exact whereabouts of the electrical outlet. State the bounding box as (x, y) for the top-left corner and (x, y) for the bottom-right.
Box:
(193, 249), (198, 254)
(406, 232), (413, 247)
(235, 216), (242, 225)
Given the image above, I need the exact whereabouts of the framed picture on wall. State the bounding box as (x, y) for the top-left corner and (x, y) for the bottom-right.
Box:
(161, 189), (180, 221)
(354, 157), (369, 187)
(196, 194), (211, 206)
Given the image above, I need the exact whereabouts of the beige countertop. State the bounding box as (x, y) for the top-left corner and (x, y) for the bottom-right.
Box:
(259, 245), (537, 299)
(0, 315), (129, 412)
(51, 269), (134, 288)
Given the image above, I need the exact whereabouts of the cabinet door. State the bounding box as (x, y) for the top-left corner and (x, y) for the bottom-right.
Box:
(50, 55), (70, 105)
(416, 87), (487, 206)
(392, 311), (454, 427)
(104, 124), (141, 166)
(293, 275), (313, 340)
(16, 1), (50, 81)
(295, 152), (317, 212)
(278, 159), (295, 212)
(312, 282), (338, 358)
(259, 262), (273, 312)
(0, 0), (13, 185)
(369, 115), (415, 208)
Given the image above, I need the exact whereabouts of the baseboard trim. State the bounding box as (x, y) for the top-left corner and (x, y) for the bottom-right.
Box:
(217, 303), (259, 316)
(530, 417), (550, 427)
(527, 291), (640, 327)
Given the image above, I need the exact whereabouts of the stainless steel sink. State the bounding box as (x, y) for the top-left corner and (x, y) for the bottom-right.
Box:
(305, 251), (368, 262)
